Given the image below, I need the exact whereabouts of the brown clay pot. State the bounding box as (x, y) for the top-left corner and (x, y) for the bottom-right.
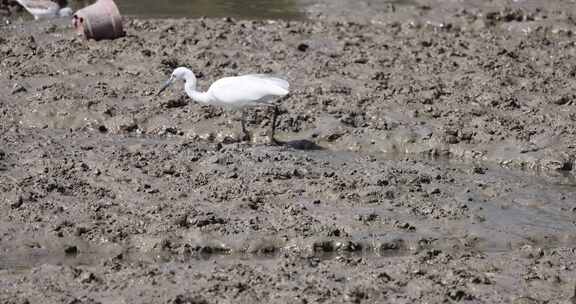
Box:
(73, 0), (125, 40)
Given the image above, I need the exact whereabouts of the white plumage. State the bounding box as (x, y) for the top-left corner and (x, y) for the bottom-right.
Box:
(157, 67), (290, 143)
(209, 74), (289, 106)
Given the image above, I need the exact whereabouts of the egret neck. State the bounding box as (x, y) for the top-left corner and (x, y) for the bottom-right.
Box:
(182, 72), (212, 104)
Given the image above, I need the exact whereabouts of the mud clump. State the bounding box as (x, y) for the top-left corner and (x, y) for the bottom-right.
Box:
(2, 0), (576, 303)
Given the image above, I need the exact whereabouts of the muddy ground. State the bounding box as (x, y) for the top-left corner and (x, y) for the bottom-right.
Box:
(2, 0), (576, 303)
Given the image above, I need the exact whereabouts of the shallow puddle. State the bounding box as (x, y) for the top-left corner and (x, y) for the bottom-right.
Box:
(0, 241), (122, 272)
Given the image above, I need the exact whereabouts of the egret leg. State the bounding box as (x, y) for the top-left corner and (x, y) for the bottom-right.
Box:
(268, 105), (279, 145)
(240, 109), (250, 142)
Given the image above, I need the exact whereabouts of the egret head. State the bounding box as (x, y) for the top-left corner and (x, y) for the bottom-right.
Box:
(157, 67), (196, 96)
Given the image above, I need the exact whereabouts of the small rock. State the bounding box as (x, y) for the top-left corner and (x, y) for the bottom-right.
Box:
(448, 289), (471, 301)
(162, 164), (176, 175)
(471, 166), (486, 174)
(313, 240), (336, 252)
(378, 238), (405, 251)
(519, 245), (543, 259)
(553, 95), (570, 105)
(11, 83), (26, 94)
(325, 132), (343, 142)
(394, 221), (415, 231)
(472, 19), (488, 30)
(198, 132), (215, 141)
(189, 214), (226, 227)
(376, 272), (393, 282)
(445, 134), (459, 144)
(78, 271), (98, 284)
(64, 245), (78, 256)
(74, 226), (89, 236)
(420, 89), (439, 104)
(357, 213), (378, 223)
(519, 143), (539, 153)
(297, 43), (309, 52)
(10, 195), (24, 209)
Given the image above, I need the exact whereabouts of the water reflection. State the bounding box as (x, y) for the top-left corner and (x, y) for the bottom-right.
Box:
(72, 0), (302, 20)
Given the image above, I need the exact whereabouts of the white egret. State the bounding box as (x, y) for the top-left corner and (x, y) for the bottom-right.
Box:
(157, 67), (290, 144)
(15, 0), (72, 20)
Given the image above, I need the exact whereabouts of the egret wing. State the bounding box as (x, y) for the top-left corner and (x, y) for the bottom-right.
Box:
(209, 74), (289, 105)
(244, 74), (290, 91)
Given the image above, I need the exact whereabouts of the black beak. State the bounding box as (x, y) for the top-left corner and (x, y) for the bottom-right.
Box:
(157, 79), (173, 96)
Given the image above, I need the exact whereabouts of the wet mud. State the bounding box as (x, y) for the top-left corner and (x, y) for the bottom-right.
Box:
(2, 0), (576, 303)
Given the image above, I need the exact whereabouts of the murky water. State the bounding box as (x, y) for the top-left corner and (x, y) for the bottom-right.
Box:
(72, 0), (414, 20)
(84, 0), (303, 20)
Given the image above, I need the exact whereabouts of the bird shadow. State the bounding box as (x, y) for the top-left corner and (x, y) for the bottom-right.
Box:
(274, 139), (323, 151)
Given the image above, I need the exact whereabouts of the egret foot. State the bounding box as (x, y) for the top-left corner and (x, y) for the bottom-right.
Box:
(241, 131), (251, 142)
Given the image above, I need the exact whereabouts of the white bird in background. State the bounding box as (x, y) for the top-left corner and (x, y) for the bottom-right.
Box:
(158, 67), (290, 144)
(15, 0), (73, 20)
